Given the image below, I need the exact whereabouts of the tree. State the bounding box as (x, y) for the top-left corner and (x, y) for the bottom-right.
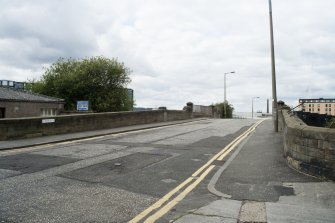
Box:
(27, 56), (133, 112)
(214, 101), (234, 119)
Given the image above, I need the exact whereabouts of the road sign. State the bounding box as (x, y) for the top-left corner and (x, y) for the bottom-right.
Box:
(77, 101), (89, 111)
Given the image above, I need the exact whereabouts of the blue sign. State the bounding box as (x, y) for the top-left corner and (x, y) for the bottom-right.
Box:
(77, 101), (89, 111)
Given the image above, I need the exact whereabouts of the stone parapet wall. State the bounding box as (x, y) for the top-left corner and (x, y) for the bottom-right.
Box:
(280, 109), (335, 180)
(0, 109), (193, 140)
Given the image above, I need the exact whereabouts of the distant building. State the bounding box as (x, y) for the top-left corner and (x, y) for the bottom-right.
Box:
(0, 80), (25, 90)
(0, 81), (65, 118)
(299, 98), (335, 116)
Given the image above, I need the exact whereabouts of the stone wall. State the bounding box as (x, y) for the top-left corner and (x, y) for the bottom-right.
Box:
(279, 108), (335, 180)
(0, 109), (193, 140)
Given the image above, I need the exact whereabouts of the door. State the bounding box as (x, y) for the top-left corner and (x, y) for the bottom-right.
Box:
(0, 108), (5, 118)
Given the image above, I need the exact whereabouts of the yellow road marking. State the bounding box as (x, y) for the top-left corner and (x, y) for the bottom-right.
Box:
(128, 177), (193, 223)
(143, 165), (216, 223)
(129, 120), (264, 223)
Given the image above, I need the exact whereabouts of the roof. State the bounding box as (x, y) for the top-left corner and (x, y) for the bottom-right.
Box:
(0, 87), (65, 103)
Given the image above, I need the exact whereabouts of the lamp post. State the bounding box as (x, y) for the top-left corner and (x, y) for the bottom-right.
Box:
(268, 0), (278, 132)
(252, 97), (260, 119)
(224, 71), (235, 118)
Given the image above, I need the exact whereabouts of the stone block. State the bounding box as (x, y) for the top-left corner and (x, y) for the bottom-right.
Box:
(299, 138), (308, 146)
(329, 140), (335, 151)
(324, 150), (335, 161)
(327, 128), (335, 141)
(295, 145), (307, 155)
(286, 156), (300, 170)
(293, 137), (301, 144)
(292, 151), (311, 163)
(307, 138), (318, 148)
(302, 127), (329, 140)
(317, 140), (323, 149)
(304, 147), (315, 158)
(321, 140), (330, 150)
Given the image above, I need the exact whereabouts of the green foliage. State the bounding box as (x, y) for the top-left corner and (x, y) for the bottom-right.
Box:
(326, 118), (335, 128)
(27, 56), (133, 112)
(214, 101), (234, 119)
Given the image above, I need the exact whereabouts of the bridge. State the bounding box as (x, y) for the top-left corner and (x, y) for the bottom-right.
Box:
(0, 109), (334, 222)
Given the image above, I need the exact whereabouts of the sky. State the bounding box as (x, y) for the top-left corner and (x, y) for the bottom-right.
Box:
(0, 0), (334, 112)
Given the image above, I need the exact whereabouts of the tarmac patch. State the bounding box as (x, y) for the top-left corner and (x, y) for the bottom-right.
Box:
(0, 153), (80, 174)
(60, 152), (171, 183)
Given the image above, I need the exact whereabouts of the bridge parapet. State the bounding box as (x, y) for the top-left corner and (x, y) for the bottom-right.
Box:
(279, 108), (335, 180)
(0, 107), (196, 140)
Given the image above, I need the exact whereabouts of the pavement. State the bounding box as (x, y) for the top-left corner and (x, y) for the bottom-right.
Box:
(172, 120), (335, 223)
(0, 118), (206, 150)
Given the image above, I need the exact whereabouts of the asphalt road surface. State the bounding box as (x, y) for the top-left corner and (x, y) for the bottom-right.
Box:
(0, 119), (257, 223)
(1, 118), (331, 223)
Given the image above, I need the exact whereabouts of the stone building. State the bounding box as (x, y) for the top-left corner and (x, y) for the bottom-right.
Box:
(299, 98), (335, 116)
(0, 86), (65, 118)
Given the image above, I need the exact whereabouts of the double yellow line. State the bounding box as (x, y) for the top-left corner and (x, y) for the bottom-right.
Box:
(129, 120), (264, 223)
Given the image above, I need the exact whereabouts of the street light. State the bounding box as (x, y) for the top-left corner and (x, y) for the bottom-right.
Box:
(224, 71), (235, 118)
(252, 97), (260, 119)
(268, 0), (278, 132)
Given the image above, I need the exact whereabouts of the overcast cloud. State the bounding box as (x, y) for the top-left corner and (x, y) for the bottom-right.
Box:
(0, 0), (334, 112)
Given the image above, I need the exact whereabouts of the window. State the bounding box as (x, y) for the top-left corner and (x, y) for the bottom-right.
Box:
(309, 108), (311, 112)
(317, 104), (320, 107)
(312, 104), (314, 107)
(40, 108), (57, 117)
(326, 104), (328, 107)
(309, 104), (311, 107)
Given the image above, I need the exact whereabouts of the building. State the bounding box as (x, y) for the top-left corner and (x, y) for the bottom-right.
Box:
(299, 98), (335, 116)
(0, 82), (65, 118)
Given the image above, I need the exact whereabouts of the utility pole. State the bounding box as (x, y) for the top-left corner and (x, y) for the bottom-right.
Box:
(268, 0), (278, 132)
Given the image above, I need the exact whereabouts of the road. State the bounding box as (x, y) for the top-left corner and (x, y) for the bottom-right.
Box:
(1, 119), (334, 223)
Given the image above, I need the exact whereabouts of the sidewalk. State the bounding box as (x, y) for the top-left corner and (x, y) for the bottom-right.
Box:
(0, 118), (206, 151)
(173, 120), (335, 223)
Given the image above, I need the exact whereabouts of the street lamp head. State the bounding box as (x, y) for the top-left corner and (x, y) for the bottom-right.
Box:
(224, 71), (235, 75)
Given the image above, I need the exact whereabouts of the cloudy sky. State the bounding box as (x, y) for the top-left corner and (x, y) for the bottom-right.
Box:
(1, 0), (334, 112)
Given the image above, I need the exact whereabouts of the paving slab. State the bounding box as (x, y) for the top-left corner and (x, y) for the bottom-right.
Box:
(194, 199), (241, 219)
(174, 214), (236, 223)
(266, 202), (335, 223)
(239, 201), (266, 223)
